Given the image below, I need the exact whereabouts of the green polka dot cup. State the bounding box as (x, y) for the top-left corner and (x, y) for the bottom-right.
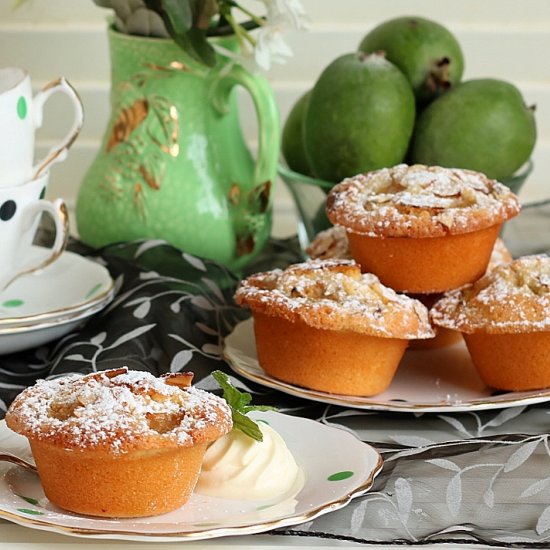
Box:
(0, 67), (83, 187)
(0, 171), (68, 291)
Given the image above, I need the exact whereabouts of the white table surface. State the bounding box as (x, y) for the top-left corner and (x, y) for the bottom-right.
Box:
(0, 520), (514, 549)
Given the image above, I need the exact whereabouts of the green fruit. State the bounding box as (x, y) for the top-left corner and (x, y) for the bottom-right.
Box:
(409, 78), (537, 180)
(281, 90), (312, 175)
(304, 52), (415, 182)
(359, 16), (464, 104)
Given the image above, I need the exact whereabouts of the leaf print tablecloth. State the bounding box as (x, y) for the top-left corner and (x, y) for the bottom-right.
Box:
(1, 200), (550, 547)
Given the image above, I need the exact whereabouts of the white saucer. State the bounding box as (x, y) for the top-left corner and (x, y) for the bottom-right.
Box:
(0, 412), (382, 541)
(224, 318), (550, 413)
(0, 246), (114, 354)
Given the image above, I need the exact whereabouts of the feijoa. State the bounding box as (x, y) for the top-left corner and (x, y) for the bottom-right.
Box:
(282, 90), (312, 175)
(409, 78), (536, 180)
(304, 52), (415, 183)
(359, 16), (464, 104)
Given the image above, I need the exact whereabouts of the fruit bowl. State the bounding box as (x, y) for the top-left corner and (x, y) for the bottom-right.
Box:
(278, 160), (534, 255)
(278, 164), (333, 254)
(502, 159), (534, 195)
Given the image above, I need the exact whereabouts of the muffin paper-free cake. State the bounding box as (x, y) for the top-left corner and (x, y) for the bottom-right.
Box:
(5, 368), (232, 518)
(326, 164), (520, 293)
(431, 255), (550, 391)
(234, 259), (435, 396)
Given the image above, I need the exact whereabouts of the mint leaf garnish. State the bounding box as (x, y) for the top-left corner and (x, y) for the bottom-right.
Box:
(212, 370), (276, 442)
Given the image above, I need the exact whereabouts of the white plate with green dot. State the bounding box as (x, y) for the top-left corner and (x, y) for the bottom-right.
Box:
(0, 245), (114, 327)
(0, 412), (382, 541)
(0, 245), (114, 354)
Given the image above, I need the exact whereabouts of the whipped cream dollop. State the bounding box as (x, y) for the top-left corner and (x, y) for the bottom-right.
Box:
(196, 422), (302, 500)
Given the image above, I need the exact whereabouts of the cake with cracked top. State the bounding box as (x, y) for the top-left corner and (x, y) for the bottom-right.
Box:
(5, 367), (232, 517)
(234, 258), (435, 396)
(325, 163), (520, 293)
(431, 255), (550, 390)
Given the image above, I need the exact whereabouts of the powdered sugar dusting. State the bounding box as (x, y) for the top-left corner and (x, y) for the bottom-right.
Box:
(235, 259), (435, 339)
(6, 368), (232, 453)
(326, 164), (520, 238)
(306, 225), (352, 260)
(431, 254), (550, 334)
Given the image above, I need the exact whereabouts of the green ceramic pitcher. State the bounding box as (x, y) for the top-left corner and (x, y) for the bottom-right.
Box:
(76, 28), (279, 273)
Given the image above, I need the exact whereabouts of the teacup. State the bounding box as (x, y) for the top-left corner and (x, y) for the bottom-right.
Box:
(0, 67), (83, 187)
(0, 172), (69, 292)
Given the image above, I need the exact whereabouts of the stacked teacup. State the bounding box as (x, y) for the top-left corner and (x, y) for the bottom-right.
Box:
(0, 67), (83, 291)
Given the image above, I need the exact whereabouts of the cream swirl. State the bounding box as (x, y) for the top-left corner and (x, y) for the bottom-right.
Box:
(196, 422), (302, 500)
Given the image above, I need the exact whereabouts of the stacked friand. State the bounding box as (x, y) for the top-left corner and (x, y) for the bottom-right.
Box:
(325, 164), (520, 293)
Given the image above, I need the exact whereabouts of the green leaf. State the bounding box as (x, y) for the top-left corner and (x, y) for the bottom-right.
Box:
(212, 370), (250, 411)
(17, 508), (44, 515)
(173, 28), (217, 67)
(232, 409), (263, 441)
(242, 404), (277, 414)
(211, 370), (277, 442)
(158, 0), (193, 35)
(141, 0), (217, 67)
(17, 495), (39, 506)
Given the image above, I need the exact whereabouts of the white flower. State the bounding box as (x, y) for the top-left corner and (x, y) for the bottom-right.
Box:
(250, 0), (308, 70)
(215, 0), (308, 72)
(254, 23), (294, 70)
(261, 0), (309, 30)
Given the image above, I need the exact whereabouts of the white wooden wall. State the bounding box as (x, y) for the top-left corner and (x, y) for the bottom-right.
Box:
(1, 0), (549, 234)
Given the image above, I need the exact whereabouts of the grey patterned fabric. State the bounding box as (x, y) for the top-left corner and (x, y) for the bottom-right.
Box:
(0, 200), (549, 546)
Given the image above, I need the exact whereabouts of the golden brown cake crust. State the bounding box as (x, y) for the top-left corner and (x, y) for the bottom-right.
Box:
(6, 368), (232, 453)
(487, 237), (513, 271)
(306, 226), (352, 260)
(326, 164), (520, 238)
(234, 259), (435, 339)
(431, 254), (550, 334)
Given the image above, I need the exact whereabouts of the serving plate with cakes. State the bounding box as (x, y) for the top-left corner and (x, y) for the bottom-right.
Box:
(226, 250), (550, 413)
(0, 413), (382, 541)
(0, 369), (383, 541)
(227, 162), (550, 413)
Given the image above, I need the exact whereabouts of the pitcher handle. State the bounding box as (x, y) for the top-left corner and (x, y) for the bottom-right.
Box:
(211, 63), (280, 196)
